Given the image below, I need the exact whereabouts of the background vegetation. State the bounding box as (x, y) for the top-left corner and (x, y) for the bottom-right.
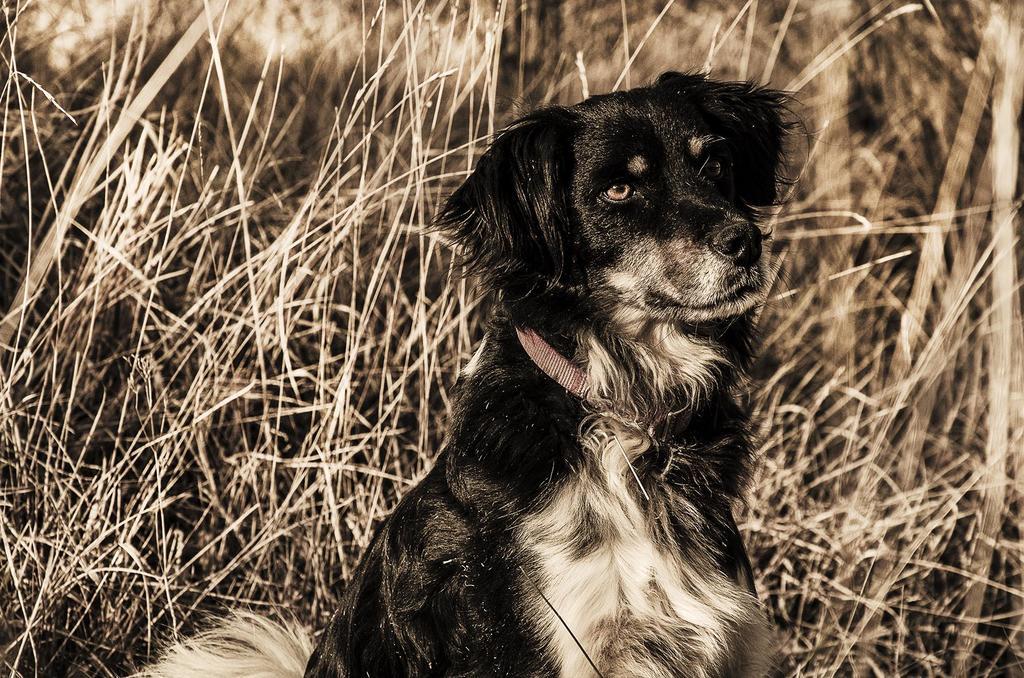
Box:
(1, 0), (1021, 675)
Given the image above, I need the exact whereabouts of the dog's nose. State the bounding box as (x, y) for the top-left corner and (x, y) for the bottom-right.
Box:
(711, 223), (762, 267)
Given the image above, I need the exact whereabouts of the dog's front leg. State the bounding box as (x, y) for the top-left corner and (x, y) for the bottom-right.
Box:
(304, 467), (479, 678)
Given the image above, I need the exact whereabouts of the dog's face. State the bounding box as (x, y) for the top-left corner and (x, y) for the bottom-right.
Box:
(440, 72), (788, 329)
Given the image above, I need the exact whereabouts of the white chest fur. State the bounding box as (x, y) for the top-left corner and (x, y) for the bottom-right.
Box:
(521, 421), (770, 677)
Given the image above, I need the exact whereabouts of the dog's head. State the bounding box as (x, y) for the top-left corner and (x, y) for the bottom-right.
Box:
(440, 72), (792, 415)
(439, 72), (789, 335)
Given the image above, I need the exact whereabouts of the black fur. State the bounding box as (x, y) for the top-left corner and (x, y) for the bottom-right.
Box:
(655, 71), (789, 208)
(305, 72), (790, 678)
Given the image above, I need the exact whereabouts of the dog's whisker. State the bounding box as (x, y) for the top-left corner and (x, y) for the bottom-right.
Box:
(519, 566), (607, 678)
(616, 435), (651, 501)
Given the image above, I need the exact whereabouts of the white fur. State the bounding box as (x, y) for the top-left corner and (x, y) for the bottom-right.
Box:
(605, 269), (644, 296)
(135, 611), (313, 678)
(584, 315), (727, 419)
(463, 335), (488, 377)
(687, 134), (720, 158)
(626, 155), (649, 175)
(522, 418), (769, 677)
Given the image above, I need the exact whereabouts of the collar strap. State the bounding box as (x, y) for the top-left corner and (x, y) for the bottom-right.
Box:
(515, 327), (589, 399)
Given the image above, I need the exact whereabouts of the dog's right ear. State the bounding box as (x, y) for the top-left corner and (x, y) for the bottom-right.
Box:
(436, 107), (576, 290)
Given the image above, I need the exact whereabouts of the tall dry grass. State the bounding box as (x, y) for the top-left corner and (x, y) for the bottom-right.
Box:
(1, 0), (1021, 675)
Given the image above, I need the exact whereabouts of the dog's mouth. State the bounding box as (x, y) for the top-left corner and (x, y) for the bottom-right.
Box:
(643, 277), (767, 325)
(602, 247), (773, 329)
(683, 281), (764, 315)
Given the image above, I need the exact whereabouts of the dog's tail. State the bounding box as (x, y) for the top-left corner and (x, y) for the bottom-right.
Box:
(135, 610), (314, 678)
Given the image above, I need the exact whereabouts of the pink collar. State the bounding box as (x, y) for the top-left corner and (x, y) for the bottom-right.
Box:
(515, 327), (589, 399)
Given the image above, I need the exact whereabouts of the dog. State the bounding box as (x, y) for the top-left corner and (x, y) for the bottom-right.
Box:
(140, 71), (790, 678)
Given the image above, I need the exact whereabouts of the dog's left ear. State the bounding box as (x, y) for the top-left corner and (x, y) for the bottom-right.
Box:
(658, 71), (790, 208)
(436, 107), (576, 290)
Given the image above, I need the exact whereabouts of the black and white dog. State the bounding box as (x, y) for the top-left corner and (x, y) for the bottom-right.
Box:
(141, 71), (790, 678)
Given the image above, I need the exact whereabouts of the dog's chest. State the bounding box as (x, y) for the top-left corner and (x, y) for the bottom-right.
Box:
(521, 424), (767, 677)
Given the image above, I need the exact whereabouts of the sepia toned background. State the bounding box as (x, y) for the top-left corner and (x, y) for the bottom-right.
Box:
(1, 0), (1021, 675)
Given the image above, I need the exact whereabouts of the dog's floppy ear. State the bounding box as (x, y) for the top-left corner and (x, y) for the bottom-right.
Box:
(657, 71), (790, 208)
(436, 107), (576, 289)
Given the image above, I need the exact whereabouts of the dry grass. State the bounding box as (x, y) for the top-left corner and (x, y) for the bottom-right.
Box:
(1, 0), (1022, 675)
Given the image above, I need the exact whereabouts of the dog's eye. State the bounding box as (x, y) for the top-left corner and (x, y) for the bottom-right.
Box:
(702, 158), (726, 179)
(602, 183), (634, 202)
